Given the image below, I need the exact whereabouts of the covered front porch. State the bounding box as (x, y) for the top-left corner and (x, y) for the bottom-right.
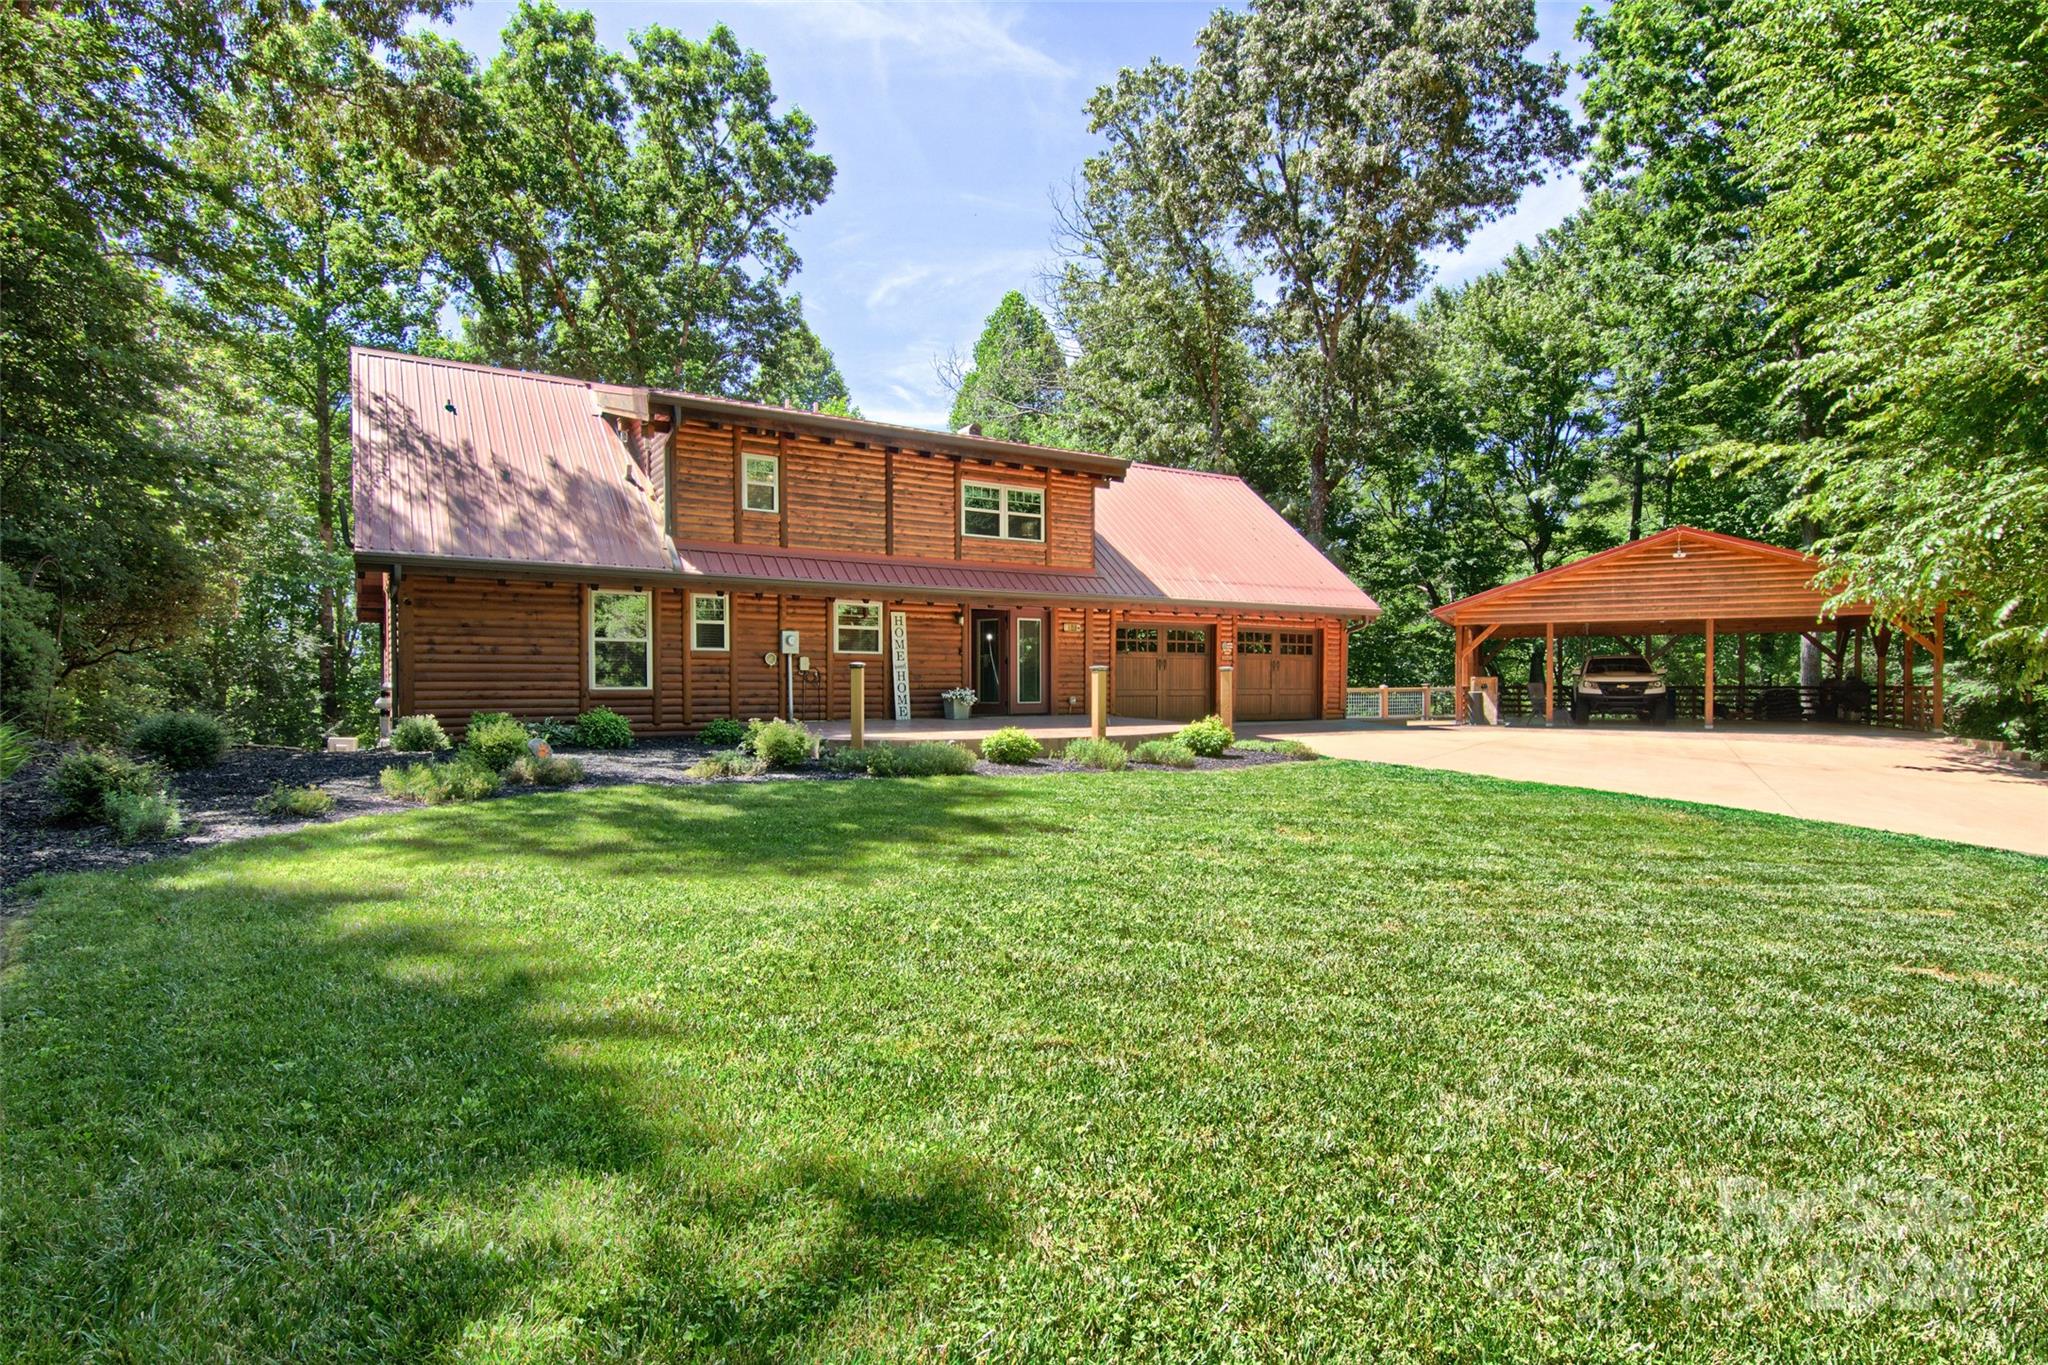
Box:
(815, 713), (1198, 746)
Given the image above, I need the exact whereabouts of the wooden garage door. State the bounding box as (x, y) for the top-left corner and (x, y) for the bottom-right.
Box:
(1114, 624), (1213, 720)
(1236, 629), (1319, 720)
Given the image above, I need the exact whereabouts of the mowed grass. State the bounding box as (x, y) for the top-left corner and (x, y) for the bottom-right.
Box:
(4, 764), (2046, 1362)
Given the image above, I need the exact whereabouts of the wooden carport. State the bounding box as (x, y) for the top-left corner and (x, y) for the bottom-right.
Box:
(1431, 527), (1946, 730)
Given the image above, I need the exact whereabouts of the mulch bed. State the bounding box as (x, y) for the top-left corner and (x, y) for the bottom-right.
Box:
(0, 739), (1302, 902)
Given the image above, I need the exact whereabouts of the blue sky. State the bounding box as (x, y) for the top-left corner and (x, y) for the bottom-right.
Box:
(427, 2), (1593, 429)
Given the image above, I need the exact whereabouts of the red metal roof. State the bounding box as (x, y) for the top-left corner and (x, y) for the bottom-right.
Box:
(352, 348), (675, 575)
(351, 348), (1379, 618)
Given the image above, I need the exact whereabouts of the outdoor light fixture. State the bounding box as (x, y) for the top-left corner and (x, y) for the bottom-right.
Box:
(1672, 547), (1688, 560)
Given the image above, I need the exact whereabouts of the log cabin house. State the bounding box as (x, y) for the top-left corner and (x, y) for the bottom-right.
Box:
(350, 347), (1378, 735)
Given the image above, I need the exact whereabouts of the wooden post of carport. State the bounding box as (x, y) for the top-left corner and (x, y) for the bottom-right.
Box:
(1932, 604), (1946, 730)
(1704, 618), (1716, 730)
(1543, 621), (1556, 725)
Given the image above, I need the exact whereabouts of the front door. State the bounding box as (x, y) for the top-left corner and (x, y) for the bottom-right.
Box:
(1012, 611), (1049, 715)
(971, 610), (1007, 714)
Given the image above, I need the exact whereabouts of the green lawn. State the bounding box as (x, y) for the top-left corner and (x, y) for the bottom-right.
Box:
(4, 764), (2046, 1361)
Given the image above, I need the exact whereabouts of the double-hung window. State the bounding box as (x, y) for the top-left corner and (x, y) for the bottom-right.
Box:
(961, 481), (1044, 542)
(691, 592), (729, 651)
(590, 590), (652, 689)
(834, 600), (883, 654)
(743, 453), (779, 513)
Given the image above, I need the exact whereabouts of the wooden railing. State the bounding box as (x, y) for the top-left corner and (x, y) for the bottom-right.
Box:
(1495, 679), (1937, 728)
(1346, 684), (1458, 721)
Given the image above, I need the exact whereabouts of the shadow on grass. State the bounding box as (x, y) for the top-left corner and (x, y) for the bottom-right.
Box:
(2, 830), (1009, 1359)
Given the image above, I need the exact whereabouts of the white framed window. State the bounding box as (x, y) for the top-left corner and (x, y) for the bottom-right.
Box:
(834, 599), (883, 654)
(690, 592), (728, 652)
(589, 589), (652, 690)
(743, 453), (779, 513)
(961, 481), (1044, 542)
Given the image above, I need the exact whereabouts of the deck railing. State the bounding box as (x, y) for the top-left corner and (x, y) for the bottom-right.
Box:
(1346, 685), (1458, 721)
(1493, 680), (1938, 728)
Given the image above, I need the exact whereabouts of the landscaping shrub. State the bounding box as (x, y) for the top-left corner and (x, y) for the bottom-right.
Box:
(507, 753), (584, 787)
(255, 784), (336, 819)
(526, 716), (580, 749)
(128, 710), (226, 770)
(0, 720), (32, 779)
(1062, 737), (1128, 771)
(379, 756), (501, 805)
(687, 748), (767, 779)
(746, 717), (817, 768)
(104, 789), (184, 843)
(1173, 715), (1235, 757)
(391, 714), (451, 752)
(1130, 739), (1198, 768)
(980, 726), (1043, 765)
(697, 717), (748, 747)
(463, 714), (533, 773)
(575, 707), (634, 749)
(1235, 738), (1320, 760)
(45, 748), (166, 822)
(831, 742), (976, 777)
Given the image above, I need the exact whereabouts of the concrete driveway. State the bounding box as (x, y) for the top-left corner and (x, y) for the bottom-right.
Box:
(1248, 720), (2048, 857)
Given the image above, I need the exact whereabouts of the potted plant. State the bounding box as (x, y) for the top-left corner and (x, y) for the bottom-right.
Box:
(941, 687), (976, 721)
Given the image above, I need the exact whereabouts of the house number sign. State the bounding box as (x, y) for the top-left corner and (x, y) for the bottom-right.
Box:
(890, 611), (911, 720)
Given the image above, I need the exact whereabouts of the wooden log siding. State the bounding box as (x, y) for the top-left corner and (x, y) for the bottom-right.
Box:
(395, 574), (1345, 733)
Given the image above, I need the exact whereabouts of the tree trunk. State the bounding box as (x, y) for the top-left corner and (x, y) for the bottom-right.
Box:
(316, 338), (339, 729)
(1629, 414), (1646, 541)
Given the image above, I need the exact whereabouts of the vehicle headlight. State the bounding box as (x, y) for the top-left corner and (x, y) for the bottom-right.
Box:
(1645, 679), (1666, 693)
(1578, 679), (1600, 693)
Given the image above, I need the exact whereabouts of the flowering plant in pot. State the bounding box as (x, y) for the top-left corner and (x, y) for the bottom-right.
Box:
(940, 687), (977, 720)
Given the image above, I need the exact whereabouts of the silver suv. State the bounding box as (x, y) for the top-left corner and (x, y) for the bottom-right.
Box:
(1571, 653), (1672, 724)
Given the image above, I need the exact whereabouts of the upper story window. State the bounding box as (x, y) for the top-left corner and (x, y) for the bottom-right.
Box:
(690, 592), (728, 651)
(590, 589), (651, 689)
(962, 481), (1044, 542)
(743, 453), (779, 513)
(834, 600), (883, 654)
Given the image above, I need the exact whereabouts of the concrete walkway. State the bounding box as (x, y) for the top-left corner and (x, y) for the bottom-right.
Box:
(1244, 720), (2048, 858)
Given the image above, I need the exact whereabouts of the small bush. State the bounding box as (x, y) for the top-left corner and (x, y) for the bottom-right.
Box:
(0, 720), (33, 779)
(1063, 738), (1128, 771)
(46, 748), (165, 822)
(391, 714), (451, 753)
(831, 742), (976, 777)
(1174, 715), (1235, 757)
(697, 717), (748, 747)
(575, 707), (634, 749)
(526, 716), (580, 748)
(105, 789), (184, 843)
(463, 714), (533, 773)
(746, 717), (817, 768)
(1234, 738), (1320, 759)
(1131, 739), (1198, 768)
(379, 756), (501, 805)
(980, 726), (1043, 765)
(687, 748), (767, 779)
(507, 753), (584, 787)
(255, 784), (336, 819)
(128, 710), (226, 770)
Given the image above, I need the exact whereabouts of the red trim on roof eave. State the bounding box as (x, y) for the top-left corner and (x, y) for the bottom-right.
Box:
(1430, 526), (1832, 624)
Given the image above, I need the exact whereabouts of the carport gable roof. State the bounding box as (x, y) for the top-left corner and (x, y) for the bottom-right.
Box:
(1431, 526), (1871, 638)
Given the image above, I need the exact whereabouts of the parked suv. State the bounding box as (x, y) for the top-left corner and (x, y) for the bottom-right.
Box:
(1571, 653), (1672, 724)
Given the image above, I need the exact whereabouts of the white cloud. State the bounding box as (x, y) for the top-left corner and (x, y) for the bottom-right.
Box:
(862, 404), (953, 431)
(863, 247), (1050, 310)
(743, 1), (1071, 81)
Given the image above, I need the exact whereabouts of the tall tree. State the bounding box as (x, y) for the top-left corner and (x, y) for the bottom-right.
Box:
(1054, 61), (1259, 472)
(752, 318), (858, 415)
(945, 291), (1073, 445)
(1181, 0), (1577, 547)
(411, 2), (835, 392)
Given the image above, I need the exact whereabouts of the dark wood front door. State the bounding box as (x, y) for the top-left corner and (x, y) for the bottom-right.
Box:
(971, 610), (1008, 714)
(1114, 623), (1212, 720)
(1236, 628), (1319, 719)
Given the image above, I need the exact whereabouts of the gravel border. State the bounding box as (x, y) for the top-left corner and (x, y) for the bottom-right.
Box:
(1, 738), (1307, 902)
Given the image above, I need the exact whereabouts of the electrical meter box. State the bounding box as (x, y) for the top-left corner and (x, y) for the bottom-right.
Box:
(780, 629), (800, 653)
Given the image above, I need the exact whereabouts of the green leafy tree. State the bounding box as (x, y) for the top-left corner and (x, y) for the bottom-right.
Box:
(411, 2), (835, 392)
(751, 318), (858, 415)
(1181, 0), (1579, 547)
(946, 291), (1073, 445)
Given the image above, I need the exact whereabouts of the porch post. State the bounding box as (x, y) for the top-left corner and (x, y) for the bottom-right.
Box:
(1217, 664), (1235, 729)
(1704, 618), (1717, 730)
(1932, 605), (1946, 732)
(1088, 664), (1108, 740)
(1543, 622), (1556, 725)
(1736, 632), (1747, 723)
(848, 661), (865, 749)
(1875, 628), (1890, 722)
(1453, 626), (1470, 723)
(1902, 631), (1916, 727)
